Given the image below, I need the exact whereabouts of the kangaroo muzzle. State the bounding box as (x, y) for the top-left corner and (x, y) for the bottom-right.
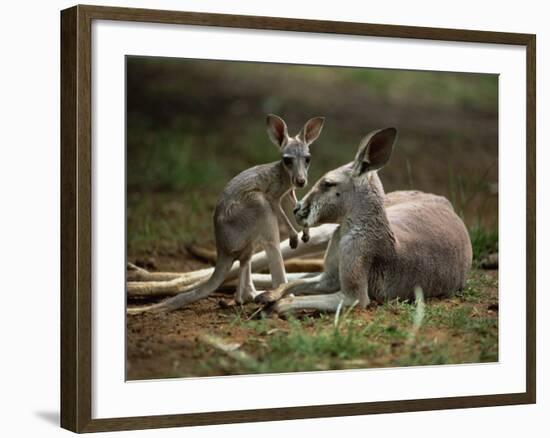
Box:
(294, 201), (310, 226)
(294, 176), (307, 188)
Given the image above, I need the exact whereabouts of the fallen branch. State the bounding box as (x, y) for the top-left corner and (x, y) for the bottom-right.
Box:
(126, 223), (337, 297)
(284, 258), (324, 272)
(127, 258), (323, 283)
(127, 272), (314, 299)
(127, 262), (186, 282)
(185, 244), (217, 264)
(185, 243), (324, 272)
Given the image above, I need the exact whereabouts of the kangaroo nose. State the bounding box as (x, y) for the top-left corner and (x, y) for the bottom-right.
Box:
(295, 177), (306, 187)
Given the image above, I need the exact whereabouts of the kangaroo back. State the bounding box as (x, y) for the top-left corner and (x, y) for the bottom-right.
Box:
(380, 193), (472, 301)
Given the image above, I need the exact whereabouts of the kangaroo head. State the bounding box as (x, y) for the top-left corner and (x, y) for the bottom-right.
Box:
(295, 127), (397, 227)
(266, 114), (325, 188)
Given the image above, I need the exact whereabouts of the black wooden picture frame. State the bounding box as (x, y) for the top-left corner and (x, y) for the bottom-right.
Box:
(60, 4), (536, 433)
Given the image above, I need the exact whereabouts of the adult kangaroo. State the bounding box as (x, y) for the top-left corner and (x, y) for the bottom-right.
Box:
(257, 127), (472, 314)
(128, 114), (325, 314)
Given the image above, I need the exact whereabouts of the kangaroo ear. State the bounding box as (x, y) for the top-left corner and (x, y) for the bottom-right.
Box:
(299, 116), (325, 145)
(353, 127), (397, 176)
(266, 114), (289, 148)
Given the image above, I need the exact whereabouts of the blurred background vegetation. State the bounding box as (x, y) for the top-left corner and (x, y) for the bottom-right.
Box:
(127, 56), (498, 269)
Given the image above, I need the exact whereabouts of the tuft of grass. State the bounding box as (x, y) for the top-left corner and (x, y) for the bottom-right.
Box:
(425, 305), (472, 330)
(395, 340), (451, 367)
(461, 270), (498, 299)
(248, 312), (407, 373)
(446, 164), (498, 265)
(127, 191), (216, 253)
(126, 129), (227, 192)
(469, 225), (498, 265)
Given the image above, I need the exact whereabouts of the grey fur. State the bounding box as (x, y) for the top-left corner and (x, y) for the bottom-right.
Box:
(128, 115), (325, 314)
(258, 128), (472, 314)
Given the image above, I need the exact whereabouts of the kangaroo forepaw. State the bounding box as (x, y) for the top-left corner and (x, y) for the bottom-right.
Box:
(289, 233), (299, 249)
(301, 228), (310, 243)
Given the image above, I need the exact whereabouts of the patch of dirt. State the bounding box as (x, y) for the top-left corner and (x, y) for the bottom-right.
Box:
(128, 293), (238, 379)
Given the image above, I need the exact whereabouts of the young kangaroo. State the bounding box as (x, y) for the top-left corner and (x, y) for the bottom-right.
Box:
(257, 127), (472, 314)
(128, 115), (325, 314)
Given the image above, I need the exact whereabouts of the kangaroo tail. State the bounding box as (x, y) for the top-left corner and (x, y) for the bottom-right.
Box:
(127, 257), (234, 315)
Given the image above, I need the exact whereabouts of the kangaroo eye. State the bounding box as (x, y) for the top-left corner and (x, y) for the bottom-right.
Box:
(323, 180), (337, 189)
(305, 156), (311, 166)
(283, 157), (293, 166)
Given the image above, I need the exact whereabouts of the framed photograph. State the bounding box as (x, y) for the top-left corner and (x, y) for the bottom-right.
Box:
(60, 4), (536, 433)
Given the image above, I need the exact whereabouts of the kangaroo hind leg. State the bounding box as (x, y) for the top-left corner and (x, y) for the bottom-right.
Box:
(271, 291), (358, 314)
(235, 256), (260, 304)
(262, 241), (288, 288)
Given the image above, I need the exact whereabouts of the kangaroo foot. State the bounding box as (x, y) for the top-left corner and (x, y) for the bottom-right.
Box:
(254, 285), (288, 305)
(236, 288), (262, 305)
(268, 296), (295, 316)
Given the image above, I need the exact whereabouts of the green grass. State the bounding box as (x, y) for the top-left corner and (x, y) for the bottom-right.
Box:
(446, 165), (498, 265)
(250, 312), (408, 373)
(127, 122), (229, 192)
(469, 225), (499, 265)
(127, 191), (216, 252)
(348, 69), (498, 113)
